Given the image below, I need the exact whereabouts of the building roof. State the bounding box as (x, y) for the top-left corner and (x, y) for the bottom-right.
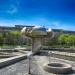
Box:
(0, 25), (75, 34)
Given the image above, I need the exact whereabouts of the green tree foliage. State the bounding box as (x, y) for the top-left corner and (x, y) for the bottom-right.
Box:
(7, 31), (21, 45)
(9, 31), (21, 38)
(0, 31), (28, 46)
(68, 35), (75, 45)
(46, 33), (75, 48)
(0, 33), (3, 45)
(48, 35), (59, 45)
(58, 34), (75, 46)
(58, 34), (68, 44)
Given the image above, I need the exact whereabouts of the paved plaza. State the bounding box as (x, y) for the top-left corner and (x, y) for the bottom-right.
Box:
(0, 53), (75, 75)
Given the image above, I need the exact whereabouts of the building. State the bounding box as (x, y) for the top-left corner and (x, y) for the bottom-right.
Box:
(0, 25), (34, 32)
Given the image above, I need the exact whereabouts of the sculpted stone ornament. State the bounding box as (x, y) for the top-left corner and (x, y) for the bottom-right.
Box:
(21, 26), (53, 37)
(21, 26), (53, 53)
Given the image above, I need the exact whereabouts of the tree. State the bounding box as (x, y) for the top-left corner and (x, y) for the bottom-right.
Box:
(8, 31), (21, 45)
(68, 35), (75, 46)
(0, 33), (3, 45)
(58, 34), (69, 45)
(58, 34), (75, 47)
(45, 34), (59, 46)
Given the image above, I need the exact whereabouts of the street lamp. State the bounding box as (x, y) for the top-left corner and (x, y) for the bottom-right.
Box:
(27, 51), (33, 74)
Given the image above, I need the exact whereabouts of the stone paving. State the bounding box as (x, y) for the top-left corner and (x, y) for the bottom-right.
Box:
(0, 53), (75, 75)
(53, 51), (75, 57)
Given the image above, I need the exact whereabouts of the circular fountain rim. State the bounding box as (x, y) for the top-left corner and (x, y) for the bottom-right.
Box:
(47, 63), (72, 68)
(43, 62), (72, 74)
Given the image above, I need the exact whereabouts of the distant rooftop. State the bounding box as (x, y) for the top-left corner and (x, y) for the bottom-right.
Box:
(0, 25), (75, 34)
(15, 25), (34, 28)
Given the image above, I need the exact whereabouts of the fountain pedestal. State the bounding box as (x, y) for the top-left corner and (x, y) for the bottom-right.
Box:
(32, 38), (42, 53)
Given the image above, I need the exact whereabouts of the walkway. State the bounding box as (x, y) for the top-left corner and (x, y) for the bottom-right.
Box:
(0, 54), (75, 75)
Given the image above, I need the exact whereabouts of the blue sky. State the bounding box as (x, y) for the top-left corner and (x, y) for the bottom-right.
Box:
(0, 0), (75, 30)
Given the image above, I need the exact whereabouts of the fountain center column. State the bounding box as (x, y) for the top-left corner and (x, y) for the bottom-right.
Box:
(32, 38), (42, 53)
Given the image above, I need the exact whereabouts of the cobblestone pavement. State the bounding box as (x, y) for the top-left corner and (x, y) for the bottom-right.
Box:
(0, 54), (75, 75)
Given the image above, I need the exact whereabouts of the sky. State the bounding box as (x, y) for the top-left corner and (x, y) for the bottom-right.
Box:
(0, 0), (75, 30)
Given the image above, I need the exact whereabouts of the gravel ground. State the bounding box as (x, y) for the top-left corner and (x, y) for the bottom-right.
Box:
(0, 53), (75, 75)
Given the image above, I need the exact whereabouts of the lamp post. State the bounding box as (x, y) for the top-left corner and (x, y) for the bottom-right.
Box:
(27, 51), (33, 74)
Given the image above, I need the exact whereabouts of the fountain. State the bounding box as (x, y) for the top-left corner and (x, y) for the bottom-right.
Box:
(21, 26), (72, 74)
(21, 26), (53, 53)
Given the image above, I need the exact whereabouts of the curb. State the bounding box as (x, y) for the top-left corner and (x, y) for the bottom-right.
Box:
(0, 54), (27, 69)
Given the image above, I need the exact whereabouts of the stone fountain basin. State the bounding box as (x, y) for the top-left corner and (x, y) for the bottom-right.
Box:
(43, 62), (72, 74)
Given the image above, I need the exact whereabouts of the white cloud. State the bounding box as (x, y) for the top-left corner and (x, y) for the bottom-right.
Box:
(34, 18), (75, 31)
(0, 16), (75, 31)
(23, 17), (75, 31)
(6, 5), (18, 14)
(25, 17), (75, 31)
(51, 22), (75, 31)
(0, 23), (13, 27)
(5, 0), (20, 14)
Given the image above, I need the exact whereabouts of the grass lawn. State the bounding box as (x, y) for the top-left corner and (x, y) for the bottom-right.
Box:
(0, 45), (31, 49)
